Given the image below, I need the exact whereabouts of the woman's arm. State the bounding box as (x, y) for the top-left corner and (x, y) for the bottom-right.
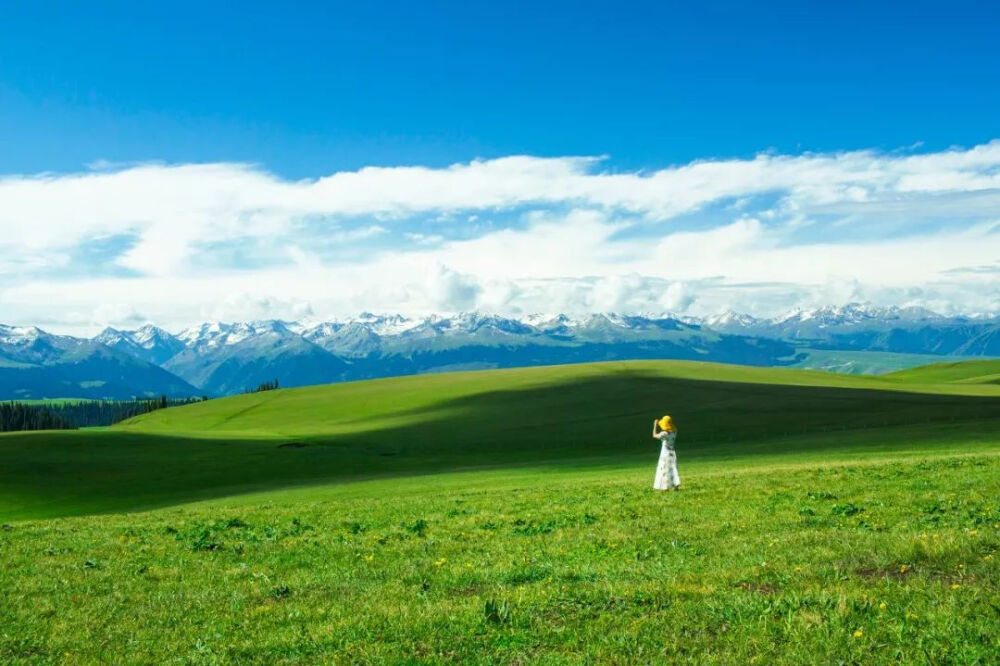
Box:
(652, 419), (660, 438)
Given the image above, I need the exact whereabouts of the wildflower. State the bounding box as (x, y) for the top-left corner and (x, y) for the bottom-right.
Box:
(853, 629), (863, 638)
(899, 564), (909, 574)
(363, 554), (374, 563)
(879, 602), (887, 611)
(433, 557), (447, 568)
(950, 583), (961, 590)
(794, 566), (802, 573)
(968, 529), (978, 536)
(906, 612), (918, 620)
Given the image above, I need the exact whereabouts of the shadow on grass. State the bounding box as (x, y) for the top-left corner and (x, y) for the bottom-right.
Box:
(1, 373), (998, 520)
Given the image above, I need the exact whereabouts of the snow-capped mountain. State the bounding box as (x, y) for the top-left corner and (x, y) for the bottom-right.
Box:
(705, 303), (948, 334)
(78, 310), (796, 394)
(2, 302), (997, 399)
(163, 320), (347, 395)
(771, 303), (943, 327)
(301, 321), (383, 357)
(0, 324), (197, 400)
(702, 302), (997, 356)
(96, 324), (186, 365)
(0, 324), (78, 365)
(703, 311), (760, 330)
(176, 320), (300, 350)
(0, 324), (45, 345)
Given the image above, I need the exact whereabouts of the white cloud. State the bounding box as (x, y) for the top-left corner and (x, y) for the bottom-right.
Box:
(424, 263), (482, 311)
(1, 142), (999, 333)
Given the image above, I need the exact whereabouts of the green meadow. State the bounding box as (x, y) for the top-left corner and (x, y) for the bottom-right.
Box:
(885, 359), (1000, 385)
(1, 360), (998, 663)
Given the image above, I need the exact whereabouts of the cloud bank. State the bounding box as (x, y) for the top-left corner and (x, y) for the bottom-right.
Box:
(2, 142), (998, 333)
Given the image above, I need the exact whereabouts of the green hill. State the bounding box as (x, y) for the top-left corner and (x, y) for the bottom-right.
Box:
(1, 360), (998, 520)
(885, 359), (1000, 384)
(2, 360), (999, 662)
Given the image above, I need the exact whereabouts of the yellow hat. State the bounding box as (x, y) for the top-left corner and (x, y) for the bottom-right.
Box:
(658, 415), (674, 431)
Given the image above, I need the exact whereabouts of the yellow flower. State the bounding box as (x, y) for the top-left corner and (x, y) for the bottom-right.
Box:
(906, 612), (918, 620)
(363, 554), (374, 563)
(794, 566), (802, 573)
(950, 583), (961, 590)
(879, 602), (887, 611)
(853, 629), (863, 638)
(968, 529), (978, 536)
(433, 557), (447, 567)
(899, 564), (909, 574)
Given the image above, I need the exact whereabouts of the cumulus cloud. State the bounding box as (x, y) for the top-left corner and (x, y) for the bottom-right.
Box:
(424, 263), (482, 311)
(1, 142), (999, 333)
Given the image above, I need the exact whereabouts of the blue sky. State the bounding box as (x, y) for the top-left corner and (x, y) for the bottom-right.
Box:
(3, 1), (998, 176)
(0, 2), (998, 332)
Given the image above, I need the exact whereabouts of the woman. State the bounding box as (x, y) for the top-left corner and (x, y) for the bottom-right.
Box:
(652, 415), (680, 491)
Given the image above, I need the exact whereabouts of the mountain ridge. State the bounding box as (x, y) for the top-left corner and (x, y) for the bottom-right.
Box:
(1, 303), (997, 399)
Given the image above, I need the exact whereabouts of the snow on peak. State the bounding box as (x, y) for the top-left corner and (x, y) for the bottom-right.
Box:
(95, 326), (126, 344)
(177, 322), (233, 347)
(131, 324), (172, 347)
(0, 324), (45, 344)
(704, 310), (758, 328)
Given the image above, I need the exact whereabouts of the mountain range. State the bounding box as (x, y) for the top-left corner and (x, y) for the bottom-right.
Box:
(0, 324), (198, 400)
(1, 304), (997, 399)
(704, 303), (1000, 356)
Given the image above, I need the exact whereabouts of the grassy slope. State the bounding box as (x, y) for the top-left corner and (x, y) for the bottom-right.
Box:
(2, 445), (997, 663)
(886, 359), (1000, 384)
(122, 359), (1000, 437)
(2, 360), (999, 663)
(1, 360), (998, 521)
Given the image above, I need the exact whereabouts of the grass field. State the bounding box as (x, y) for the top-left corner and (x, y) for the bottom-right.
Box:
(886, 359), (1000, 385)
(1, 360), (998, 663)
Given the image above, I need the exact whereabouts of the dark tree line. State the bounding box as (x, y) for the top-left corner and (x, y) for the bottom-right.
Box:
(0, 402), (73, 431)
(0, 396), (207, 432)
(246, 378), (280, 394)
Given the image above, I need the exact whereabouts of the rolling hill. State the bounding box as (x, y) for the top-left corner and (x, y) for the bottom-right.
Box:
(885, 359), (1000, 384)
(2, 359), (998, 663)
(1, 359), (997, 520)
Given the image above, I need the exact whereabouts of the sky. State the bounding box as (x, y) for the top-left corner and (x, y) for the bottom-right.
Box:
(1, 1), (998, 334)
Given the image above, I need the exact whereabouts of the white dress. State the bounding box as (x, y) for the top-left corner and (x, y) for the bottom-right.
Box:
(653, 431), (680, 490)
